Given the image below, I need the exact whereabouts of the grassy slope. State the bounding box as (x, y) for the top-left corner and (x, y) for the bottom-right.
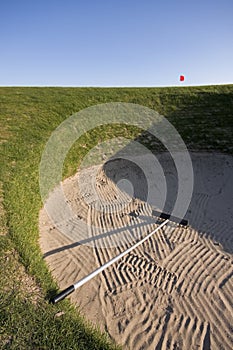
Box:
(0, 85), (232, 349)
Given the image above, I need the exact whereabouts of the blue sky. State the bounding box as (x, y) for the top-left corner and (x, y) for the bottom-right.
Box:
(1, 0), (233, 86)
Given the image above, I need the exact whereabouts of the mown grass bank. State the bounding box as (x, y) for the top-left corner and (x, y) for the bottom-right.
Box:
(0, 85), (232, 349)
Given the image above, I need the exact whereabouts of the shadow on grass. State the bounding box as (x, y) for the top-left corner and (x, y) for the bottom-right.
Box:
(100, 91), (233, 253)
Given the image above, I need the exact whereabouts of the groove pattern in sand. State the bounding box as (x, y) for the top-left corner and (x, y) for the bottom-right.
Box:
(39, 153), (233, 350)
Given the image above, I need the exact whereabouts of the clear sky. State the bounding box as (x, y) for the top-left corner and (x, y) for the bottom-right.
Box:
(1, 0), (233, 86)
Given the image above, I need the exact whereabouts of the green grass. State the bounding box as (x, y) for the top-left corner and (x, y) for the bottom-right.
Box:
(0, 85), (233, 349)
(0, 236), (117, 350)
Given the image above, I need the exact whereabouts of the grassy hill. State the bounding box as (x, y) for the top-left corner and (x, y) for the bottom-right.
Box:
(0, 85), (232, 349)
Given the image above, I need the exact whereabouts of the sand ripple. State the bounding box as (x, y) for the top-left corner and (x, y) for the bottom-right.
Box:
(40, 152), (233, 349)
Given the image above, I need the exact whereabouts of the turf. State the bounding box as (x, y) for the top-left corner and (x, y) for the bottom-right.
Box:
(0, 85), (232, 349)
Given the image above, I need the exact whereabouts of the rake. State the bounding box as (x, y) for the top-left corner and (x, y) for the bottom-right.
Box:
(50, 212), (188, 304)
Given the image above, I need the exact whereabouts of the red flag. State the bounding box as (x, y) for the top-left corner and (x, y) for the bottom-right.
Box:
(180, 75), (185, 82)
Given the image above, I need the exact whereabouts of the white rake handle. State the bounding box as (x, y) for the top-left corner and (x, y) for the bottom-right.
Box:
(50, 219), (169, 304)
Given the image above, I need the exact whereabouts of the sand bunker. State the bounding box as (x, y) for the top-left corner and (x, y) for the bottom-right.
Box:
(39, 152), (233, 350)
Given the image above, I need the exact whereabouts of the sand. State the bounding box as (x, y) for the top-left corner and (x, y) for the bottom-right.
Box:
(39, 152), (233, 350)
